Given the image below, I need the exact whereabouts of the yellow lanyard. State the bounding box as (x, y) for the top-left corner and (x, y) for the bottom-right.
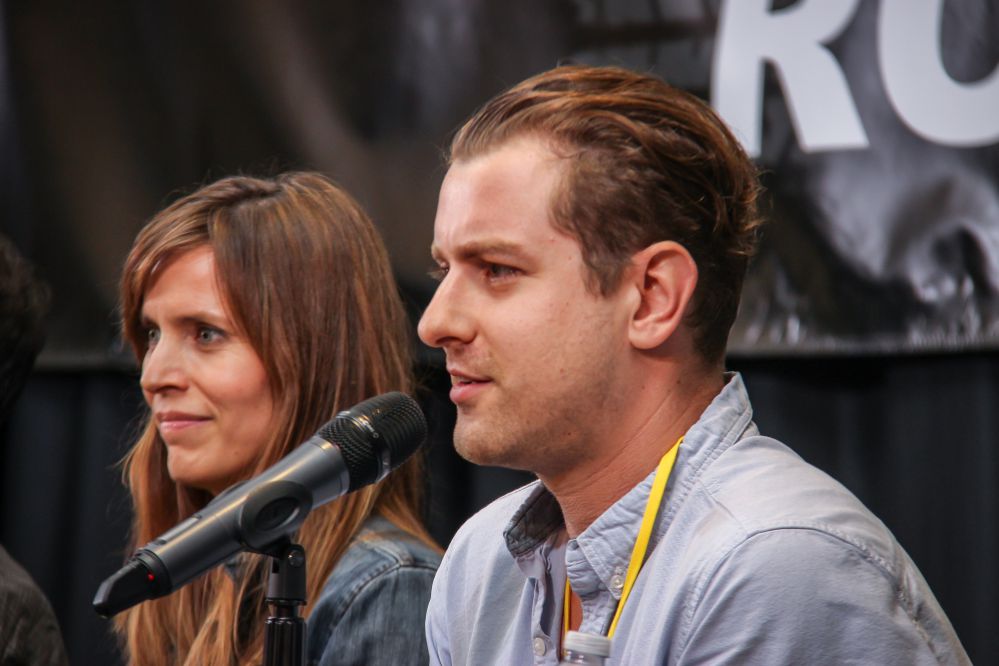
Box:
(563, 437), (682, 642)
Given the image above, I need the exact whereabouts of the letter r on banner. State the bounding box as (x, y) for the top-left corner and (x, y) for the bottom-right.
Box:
(712, 0), (867, 157)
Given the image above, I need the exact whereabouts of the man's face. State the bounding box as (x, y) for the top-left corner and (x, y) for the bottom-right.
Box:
(418, 136), (633, 477)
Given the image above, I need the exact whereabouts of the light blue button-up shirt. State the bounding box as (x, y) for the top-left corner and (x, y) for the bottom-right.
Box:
(426, 374), (969, 665)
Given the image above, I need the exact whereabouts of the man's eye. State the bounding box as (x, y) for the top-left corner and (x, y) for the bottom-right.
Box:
(485, 264), (518, 279)
(428, 265), (449, 281)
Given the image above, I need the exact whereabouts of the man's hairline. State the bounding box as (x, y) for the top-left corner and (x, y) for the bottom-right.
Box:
(444, 131), (625, 300)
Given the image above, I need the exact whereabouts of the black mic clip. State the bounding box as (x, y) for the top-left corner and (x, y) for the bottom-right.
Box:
(238, 479), (314, 553)
(261, 539), (308, 666)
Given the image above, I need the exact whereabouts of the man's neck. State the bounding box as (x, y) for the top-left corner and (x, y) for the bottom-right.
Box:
(542, 372), (725, 538)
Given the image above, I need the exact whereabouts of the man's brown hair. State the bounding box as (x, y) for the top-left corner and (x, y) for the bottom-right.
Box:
(449, 65), (763, 361)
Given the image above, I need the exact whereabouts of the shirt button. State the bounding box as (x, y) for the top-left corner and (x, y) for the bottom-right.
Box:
(610, 573), (625, 593)
(533, 636), (547, 656)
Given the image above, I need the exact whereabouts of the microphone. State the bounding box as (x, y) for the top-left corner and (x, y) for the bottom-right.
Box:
(93, 391), (426, 618)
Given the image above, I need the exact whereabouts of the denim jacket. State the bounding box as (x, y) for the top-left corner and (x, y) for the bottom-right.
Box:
(306, 515), (441, 666)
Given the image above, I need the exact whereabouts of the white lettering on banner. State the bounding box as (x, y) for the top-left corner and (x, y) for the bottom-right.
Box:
(712, 0), (866, 157)
(711, 0), (999, 157)
(880, 0), (999, 146)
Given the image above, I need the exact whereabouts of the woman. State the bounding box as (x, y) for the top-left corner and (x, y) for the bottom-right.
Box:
(115, 172), (440, 665)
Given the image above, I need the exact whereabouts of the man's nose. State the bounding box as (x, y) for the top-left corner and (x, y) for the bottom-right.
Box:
(418, 273), (475, 349)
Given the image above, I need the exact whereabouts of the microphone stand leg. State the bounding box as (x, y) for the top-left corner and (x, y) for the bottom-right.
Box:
(263, 541), (307, 666)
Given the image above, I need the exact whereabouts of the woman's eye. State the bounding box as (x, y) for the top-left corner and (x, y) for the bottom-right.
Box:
(146, 328), (161, 345)
(196, 326), (223, 344)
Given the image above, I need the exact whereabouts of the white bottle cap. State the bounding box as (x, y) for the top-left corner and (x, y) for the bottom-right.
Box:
(564, 630), (611, 657)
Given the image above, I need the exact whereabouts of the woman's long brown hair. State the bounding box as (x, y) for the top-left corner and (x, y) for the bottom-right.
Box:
(115, 172), (435, 666)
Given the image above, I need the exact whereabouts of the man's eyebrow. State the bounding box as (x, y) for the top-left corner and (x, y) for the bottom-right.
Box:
(431, 239), (528, 262)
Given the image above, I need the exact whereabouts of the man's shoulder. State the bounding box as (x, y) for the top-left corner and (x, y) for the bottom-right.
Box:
(426, 483), (542, 664)
(699, 434), (896, 555)
(447, 479), (541, 553)
(435, 479), (541, 594)
(627, 436), (968, 664)
(666, 433), (925, 616)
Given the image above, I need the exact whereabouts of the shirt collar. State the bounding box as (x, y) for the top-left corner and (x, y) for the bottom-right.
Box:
(502, 373), (757, 587)
(503, 481), (563, 559)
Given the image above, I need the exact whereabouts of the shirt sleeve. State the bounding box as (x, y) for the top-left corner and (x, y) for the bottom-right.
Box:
(424, 554), (452, 666)
(313, 563), (437, 666)
(674, 528), (963, 666)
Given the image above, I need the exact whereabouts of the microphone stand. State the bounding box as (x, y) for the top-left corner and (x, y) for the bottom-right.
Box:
(262, 539), (308, 666)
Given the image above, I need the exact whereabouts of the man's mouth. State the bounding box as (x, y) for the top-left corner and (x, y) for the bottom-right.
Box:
(447, 369), (491, 404)
(447, 366), (489, 384)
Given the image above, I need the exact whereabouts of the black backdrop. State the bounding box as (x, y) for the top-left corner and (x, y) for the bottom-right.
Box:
(2, 353), (996, 664)
(1, 0), (997, 664)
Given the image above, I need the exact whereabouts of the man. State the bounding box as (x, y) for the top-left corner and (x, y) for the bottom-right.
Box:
(418, 65), (968, 664)
(0, 233), (69, 665)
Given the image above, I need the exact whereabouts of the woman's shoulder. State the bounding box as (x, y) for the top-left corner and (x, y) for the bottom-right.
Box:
(312, 515), (440, 615)
(306, 515), (440, 662)
(341, 514), (442, 572)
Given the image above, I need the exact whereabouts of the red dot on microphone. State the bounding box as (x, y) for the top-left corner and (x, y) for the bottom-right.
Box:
(147, 573), (155, 581)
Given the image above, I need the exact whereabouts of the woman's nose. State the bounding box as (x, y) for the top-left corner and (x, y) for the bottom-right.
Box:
(139, 334), (188, 396)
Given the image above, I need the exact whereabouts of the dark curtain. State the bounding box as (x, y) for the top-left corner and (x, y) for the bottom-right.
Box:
(0, 372), (140, 666)
(1, 1), (996, 664)
(2, 353), (996, 665)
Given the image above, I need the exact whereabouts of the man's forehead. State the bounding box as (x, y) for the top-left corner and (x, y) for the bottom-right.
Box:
(430, 209), (579, 263)
(431, 138), (570, 257)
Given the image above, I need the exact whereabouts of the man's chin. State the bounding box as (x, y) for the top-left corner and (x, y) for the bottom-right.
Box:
(455, 429), (508, 466)
(454, 432), (536, 471)
(453, 440), (496, 467)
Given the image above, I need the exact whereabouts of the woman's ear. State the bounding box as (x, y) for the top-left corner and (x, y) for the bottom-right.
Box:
(627, 241), (698, 350)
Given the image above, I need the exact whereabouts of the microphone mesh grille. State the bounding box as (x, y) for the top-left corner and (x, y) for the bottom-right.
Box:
(318, 392), (427, 491)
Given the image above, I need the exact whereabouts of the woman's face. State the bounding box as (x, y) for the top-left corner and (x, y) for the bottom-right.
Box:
(139, 246), (276, 495)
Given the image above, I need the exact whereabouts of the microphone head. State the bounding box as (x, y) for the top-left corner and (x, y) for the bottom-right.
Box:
(319, 392), (427, 491)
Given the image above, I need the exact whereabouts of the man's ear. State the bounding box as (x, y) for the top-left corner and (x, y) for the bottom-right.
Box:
(627, 241), (698, 350)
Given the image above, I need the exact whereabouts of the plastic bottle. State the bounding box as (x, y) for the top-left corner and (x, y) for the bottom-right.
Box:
(559, 631), (611, 665)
